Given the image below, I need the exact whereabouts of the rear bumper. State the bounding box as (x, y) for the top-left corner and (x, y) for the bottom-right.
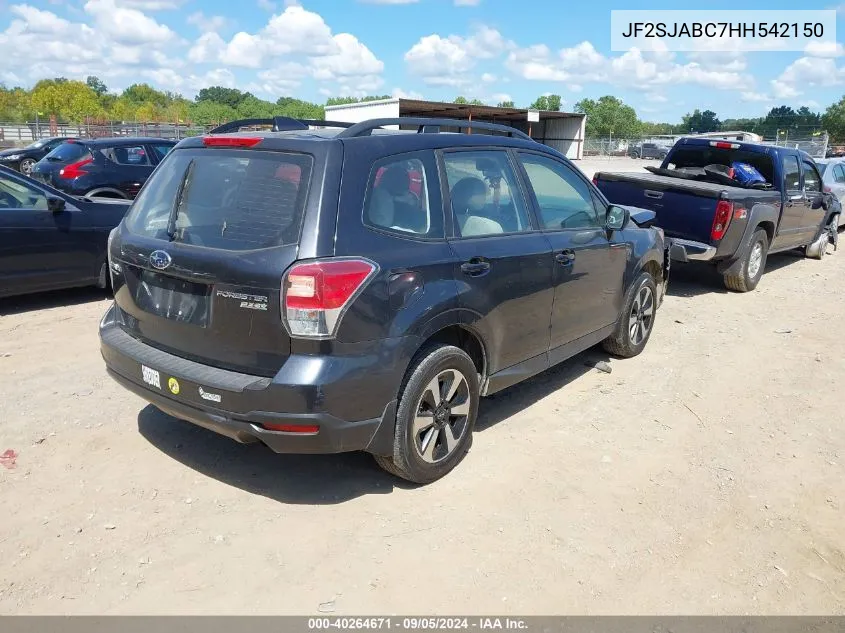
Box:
(668, 238), (717, 262)
(106, 366), (395, 454)
(99, 305), (401, 455)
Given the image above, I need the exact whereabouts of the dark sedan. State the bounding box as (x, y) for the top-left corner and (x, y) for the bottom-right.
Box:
(31, 138), (176, 200)
(0, 164), (131, 299)
(0, 137), (75, 176)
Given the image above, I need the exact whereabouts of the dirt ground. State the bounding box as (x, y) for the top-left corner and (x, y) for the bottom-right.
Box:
(1, 157), (844, 614)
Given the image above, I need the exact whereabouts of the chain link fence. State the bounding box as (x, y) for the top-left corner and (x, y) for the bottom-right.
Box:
(584, 133), (830, 159)
(0, 121), (211, 146)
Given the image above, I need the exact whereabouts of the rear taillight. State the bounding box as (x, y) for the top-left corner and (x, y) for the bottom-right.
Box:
(59, 157), (93, 179)
(711, 200), (733, 241)
(261, 423), (320, 434)
(282, 258), (377, 339)
(824, 185), (832, 193)
(202, 136), (261, 147)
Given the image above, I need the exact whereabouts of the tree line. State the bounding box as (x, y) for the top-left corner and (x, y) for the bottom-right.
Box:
(2, 77), (844, 142)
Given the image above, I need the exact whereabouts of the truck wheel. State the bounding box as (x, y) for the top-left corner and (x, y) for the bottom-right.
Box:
(374, 344), (478, 484)
(723, 228), (768, 292)
(602, 272), (657, 358)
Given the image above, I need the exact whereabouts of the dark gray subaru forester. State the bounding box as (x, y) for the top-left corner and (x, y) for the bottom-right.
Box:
(100, 116), (669, 483)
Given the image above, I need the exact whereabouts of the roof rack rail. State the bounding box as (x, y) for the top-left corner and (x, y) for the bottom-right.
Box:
(208, 117), (356, 134)
(336, 117), (533, 141)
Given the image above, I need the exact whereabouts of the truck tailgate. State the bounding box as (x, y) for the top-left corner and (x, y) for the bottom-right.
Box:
(596, 172), (727, 243)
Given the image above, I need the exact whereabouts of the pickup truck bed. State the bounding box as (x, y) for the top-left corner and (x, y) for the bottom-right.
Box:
(595, 171), (783, 263)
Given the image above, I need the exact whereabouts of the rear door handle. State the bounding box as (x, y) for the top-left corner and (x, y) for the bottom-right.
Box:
(460, 259), (491, 276)
(555, 250), (576, 265)
(644, 190), (664, 200)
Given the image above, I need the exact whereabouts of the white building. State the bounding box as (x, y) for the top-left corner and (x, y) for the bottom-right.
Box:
(324, 98), (587, 160)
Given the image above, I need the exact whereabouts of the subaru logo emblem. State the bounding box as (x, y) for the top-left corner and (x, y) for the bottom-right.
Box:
(149, 250), (172, 271)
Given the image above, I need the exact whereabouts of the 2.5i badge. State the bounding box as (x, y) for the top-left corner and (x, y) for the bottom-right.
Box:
(216, 290), (269, 311)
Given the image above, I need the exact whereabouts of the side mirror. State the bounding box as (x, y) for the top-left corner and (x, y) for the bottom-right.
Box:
(47, 196), (66, 214)
(606, 205), (630, 231)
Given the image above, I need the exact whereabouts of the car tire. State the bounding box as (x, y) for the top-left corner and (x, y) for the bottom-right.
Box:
(602, 272), (657, 358)
(723, 228), (768, 292)
(19, 158), (36, 176)
(374, 344), (479, 484)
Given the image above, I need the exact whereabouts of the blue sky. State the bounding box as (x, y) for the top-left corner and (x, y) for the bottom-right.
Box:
(0, 0), (844, 122)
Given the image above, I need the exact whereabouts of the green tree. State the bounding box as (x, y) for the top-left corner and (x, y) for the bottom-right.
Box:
(325, 95), (390, 106)
(0, 86), (33, 122)
(575, 96), (641, 137)
(682, 109), (721, 133)
(275, 97), (324, 120)
(109, 96), (137, 121)
(122, 83), (168, 109)
(86, 76), (108, 97)
(196, 86), (249, 109)
(189, 100), (238, 125)
(497, 100), (515, 108)
(530, 94), (562, 111)
(822, 96), (845, 142)
(236, 95), (276, 119)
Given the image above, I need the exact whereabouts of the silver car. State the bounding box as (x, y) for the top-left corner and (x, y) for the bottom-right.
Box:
(817, 158), (845, 228)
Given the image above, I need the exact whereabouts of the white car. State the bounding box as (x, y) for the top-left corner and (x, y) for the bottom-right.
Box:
(817, 158), (845, 228)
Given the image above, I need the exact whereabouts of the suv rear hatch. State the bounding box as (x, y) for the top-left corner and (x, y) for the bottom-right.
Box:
(112, 141), (316, 376)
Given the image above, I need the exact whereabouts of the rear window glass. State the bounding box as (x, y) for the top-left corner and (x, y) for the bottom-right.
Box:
(667, 146), (775, 184)
(46, 142), (90, 162)
(125, 148), (313, 251)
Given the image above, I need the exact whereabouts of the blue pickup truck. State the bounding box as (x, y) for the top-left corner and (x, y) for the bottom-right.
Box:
(594, 138), (840, 292)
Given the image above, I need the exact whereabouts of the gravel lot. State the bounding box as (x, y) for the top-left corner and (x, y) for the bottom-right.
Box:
(1, 157), (843, 614)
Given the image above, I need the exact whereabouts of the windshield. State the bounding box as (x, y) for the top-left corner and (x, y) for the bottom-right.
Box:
(666, 146), (775, 185)
(125, 148), (313, 251)
(45, 142), (91, 162)
(23, 140), (46, 150)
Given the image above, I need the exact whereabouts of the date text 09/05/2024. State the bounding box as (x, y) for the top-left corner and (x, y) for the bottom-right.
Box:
(308, 618), (528, 630)
(621, 22), (824, 38)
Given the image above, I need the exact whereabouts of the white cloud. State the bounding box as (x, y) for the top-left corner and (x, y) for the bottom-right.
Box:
(404, 26), (511, 85)
(311, 33), (383, 80)
(804, 41), (845, 58)
(188, 32), (225, 63)
(84, 0), (177, 45)
(491, 93), (512, 104)
(506, 41), (750, 91)
(568, 84), (583, 93)
(741, 92), (772, 102)
(113, 0), (186, 8)
(392, 88), (424, 99)
(645, 93), (668, 103)
(481, 72), (497, 83)
(773, 57), (845, 98)
(187, 11), (227, 33)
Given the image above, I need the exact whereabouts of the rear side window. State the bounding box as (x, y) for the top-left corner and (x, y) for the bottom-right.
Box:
(803, 161), (822, 192)
(782, 156), (801, 190)
(835, 165), (845, 183)
(125, 148), (313, 251)
(46, 142), (90, 162)
(104, 145), (150, 166)
(364, 155), (438, 237)
(150, 144), (174, 162)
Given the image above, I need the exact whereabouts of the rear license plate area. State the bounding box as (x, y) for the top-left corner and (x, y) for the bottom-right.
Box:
(135, 270), (210, 326)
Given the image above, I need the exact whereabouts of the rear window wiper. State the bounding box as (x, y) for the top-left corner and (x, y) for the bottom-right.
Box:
(166, 158), (195, 241)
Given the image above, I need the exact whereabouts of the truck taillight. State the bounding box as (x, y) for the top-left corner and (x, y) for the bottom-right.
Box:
(282, 258), (377, 339)
(711, 200), (734, 241)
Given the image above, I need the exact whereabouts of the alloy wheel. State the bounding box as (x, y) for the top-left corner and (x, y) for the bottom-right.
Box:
(413, 369), (471, 464)
(629, 285), (654, 346)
